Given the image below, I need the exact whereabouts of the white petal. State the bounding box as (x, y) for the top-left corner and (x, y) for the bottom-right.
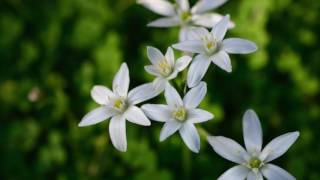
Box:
(187, 54), (211, 88)
(109, 115), (127, 152)
(152, 77), (167, 93)
(174, 55), (192, 72)
(183, 81), (207, 108)
(261, 164), (295, 180)
(259, 132), (299, 162)
(138, 0), (175, 16)
(172, 40), (206, 54)
(186, 27), (210, 41)
(222, 38), (258, 54)
(125, 106), (151, 126)
(165, 47), (175, 67)
(243, 109), (263, 155)
(247, 171), (263, 180)
(211, 15), (229, 42)
(141, 104), (171, 122)
(179, 123), (200, 153)
(90, 85), (114, 105)
(207, 136), (249, 164)
(160, 120), (182, 141)
(176, 0), (189, 11)
(145, 65), (162, 77)
(218, 165), (250, 180)
(164, 83), (183, 107)
(166, 70), (179, 80)
(79, 106), (116, 127)
(211, 50), (232, 73)
(147, 17), (180, 27)
(187, 109), (214, 124)
(128, 83), (159, 105)
(191, 0), (228, 14)
(192, 13), (235, 28)
(147, 46), (165, 64)
(113, 63), (129, 97)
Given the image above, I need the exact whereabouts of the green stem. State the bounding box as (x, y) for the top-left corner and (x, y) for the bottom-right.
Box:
(182, 145), (191, 180)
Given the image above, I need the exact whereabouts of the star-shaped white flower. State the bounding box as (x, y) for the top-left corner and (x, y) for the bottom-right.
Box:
(137, 0), (234, 41)
(207, 109), (299, 180)
(142, 82), (214, 153)
(79, 63), (158, 152)
(173, 15), (258, 88)
(145, 46), (192, 93)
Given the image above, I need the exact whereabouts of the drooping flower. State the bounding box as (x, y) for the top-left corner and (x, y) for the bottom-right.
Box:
(141, 82), (214, 153)
(137, 0), (234, 41)
(207, 109), (299, 180)
(173, 15), (257, 87)
(145, 46), (192, 93)
(79, 63), (158, 152)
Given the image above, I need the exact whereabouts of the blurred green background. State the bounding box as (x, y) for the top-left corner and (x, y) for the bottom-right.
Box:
(1, 0), (320, 179)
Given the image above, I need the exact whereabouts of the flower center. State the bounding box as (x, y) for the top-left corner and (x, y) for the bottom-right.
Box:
(172, 107), (187, 121)
(249, 157), (262, 169)
(157, 60), (172, 77)
(180, 11), (192, 23)
(112, 98), (127, 112)
(202, 35), (218, 55)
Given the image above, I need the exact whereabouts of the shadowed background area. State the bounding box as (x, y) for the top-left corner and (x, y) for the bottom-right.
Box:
(0, 0), (319, 179)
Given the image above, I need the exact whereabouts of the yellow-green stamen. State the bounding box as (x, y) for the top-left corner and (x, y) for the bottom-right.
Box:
(249, 157), (262, 169)
(172, 107), (187, 121)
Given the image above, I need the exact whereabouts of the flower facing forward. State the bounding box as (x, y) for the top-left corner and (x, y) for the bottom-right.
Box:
(79, 63), (158, 152)
(145, 46), (192, 93)
(173, 15), (257, 87)
(137, 0), (234, 41)
(141, 82), (214, 153)
(207, 109), (299, 180)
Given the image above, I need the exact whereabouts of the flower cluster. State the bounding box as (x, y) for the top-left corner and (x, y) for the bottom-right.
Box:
(79, 0), (299, 179)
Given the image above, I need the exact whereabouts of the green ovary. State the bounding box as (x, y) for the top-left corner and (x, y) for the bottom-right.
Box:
(180, 11), (191, 22)
(249, 157), (262, 169)
(172, 107), (186, 121)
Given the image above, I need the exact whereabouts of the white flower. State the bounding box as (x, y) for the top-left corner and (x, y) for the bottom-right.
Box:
(172, 15), (258, 88)
(145, 46), (192, 93)
(207, 109), (299, 180)
(141, 82), (214, 153)
(79, 63), (158, 152)
(137, 0), (234, 41)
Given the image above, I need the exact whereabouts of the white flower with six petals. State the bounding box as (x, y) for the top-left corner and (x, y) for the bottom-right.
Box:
(79, 63), (158, 152)
(142, 82), (214, 153)
(137, 0), (234, 41)
(207, 109), (299, 180)
(173, 15), (257, 87)
(145, 46), (192, 93)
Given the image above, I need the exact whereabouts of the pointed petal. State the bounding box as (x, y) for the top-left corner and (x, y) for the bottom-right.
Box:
(172, 40), (206, 54)
(109, 115), (127, 152)
(186, 27), (210, 41)
(128, 83), (159, 105)
(243, 109), (263, 155)
(211, 50), (232, 73)
(179, 123), (200, 153)
(222, 38), (258, 54)
(260, 132), (299, 162)
(165, 47), (175, 67)
(183, 81), (207, 108)
(138, 0), (175, 16)
(179, 27), (190, 42)
(164, 83), (183, 107)
(147, 17), (180, 27)
(207, 136), (249, 164)
(211, 15), (229, 42)
(91, 85), (114, 105)
(147, 46), (165, 64)
(176, 0), (189, 11)
(191, 0), (228, 14)
(125, 106), (151, 126)
(160, 120), (182, 141)
(247, 171), (263, 180)
(187, 109), (214, 124)
(152, 77), (167, 93)
(141, 104), (171, 122)
(79, 107), (116, 127)
(261, 164), (295, 180)
(113, 63), (129, 97)
(145, 65), (162, 77)
(192, 13), (235, 28)
(187, 54), (211, 88)
(218, 165), (250, 180)
(174, 55), (192, 72)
